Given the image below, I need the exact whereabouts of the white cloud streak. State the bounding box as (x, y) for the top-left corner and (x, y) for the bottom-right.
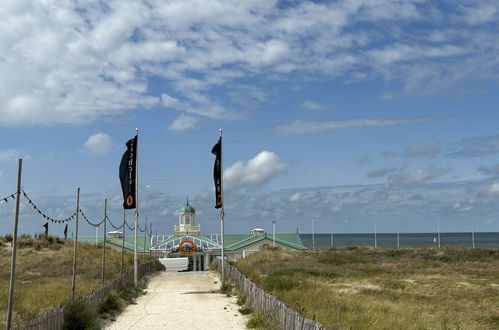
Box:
(275, 117), (427, 135)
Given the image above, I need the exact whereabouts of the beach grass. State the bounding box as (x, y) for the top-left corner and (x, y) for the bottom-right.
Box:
(0, 234), (155, 326)
(235, 246), (499, 329)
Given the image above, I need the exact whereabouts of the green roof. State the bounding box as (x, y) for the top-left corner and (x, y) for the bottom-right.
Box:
(76, 232), (307, 252)
(179, 203), (195, 214)
(224, 233), (307, 251)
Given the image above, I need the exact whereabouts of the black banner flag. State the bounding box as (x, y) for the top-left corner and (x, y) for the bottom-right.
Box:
(119, 135), (137, 209)
(64, 224), (68, 240)
(43, 222), (48, 236)
(211, 137), (222, 209)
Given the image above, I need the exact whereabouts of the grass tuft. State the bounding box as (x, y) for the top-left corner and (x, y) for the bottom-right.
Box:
(62, 300), (99, 330)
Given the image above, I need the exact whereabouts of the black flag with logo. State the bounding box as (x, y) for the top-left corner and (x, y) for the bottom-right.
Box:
(43, 222), (48, 236)
(119, 135), (137, 209)
(211, 137), (222, 209)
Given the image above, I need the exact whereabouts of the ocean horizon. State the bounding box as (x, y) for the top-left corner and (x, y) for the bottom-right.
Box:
(299, 232), (499, 250)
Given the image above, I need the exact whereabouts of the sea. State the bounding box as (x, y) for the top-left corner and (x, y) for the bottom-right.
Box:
(299, 232), (499, 250)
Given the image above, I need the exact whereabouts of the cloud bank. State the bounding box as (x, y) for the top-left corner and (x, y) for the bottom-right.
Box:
(2, 0), (499, 127)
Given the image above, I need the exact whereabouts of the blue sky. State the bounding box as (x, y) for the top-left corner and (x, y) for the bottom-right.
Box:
(1, 0), (499, 236)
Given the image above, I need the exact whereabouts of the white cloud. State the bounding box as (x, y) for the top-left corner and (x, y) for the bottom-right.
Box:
(289, 193), (301, 202)
(0, 150), (25, 163)
(224, 151), (289, 190)
(300, 100), (325, 111)
(84, 133), (111, 155)
(480, 182), (499, 197)
(389, 166), (452, 185)
(462, 4), (497, 25)
(1, 0), (499, 127)
(275, 117), (427, 135)
(169, 114), (198, 131)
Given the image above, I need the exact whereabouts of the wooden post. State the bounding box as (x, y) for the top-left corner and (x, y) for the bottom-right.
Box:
(71, 188), (80, 300)
(142, 216), (147, 262)
(102, 198), (107, 284)
(121, 209), (125, 274)
(6, 159), (22, 330)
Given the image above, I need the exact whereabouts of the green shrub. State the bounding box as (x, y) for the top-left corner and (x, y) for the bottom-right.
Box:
(62, 300), (99, 330)
(246, 312), (279, 329)
(239, 307), (253, 315)
(99, 291), (124, 316)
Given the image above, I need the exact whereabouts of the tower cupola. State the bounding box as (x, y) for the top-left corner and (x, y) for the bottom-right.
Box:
(174, 198), (200, 235)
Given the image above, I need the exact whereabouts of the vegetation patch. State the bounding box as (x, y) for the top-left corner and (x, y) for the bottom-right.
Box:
(62, 300), (99, 330)
(0, 234), (157, 326)
(236, 246), (499, 329)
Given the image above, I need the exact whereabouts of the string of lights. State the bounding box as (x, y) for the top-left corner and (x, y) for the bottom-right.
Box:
(78, 208), (105, 227)
(22, 190), (77, 224)
(1, 193), (16, 204)
(137, 223), (147, 233)
(106, 216), (124, 230)
(124, 220), (135, 231)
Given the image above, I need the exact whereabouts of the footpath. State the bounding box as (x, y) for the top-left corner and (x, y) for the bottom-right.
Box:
(104, 271), (248, 330)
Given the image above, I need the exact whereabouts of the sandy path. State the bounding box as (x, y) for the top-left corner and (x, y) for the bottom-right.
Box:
(104, 271), (248, 330)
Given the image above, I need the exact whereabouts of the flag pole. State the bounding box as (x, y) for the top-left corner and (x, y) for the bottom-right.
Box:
(6, 159), (22, 330)
(143, 216), (148, 261)
(121, 209), (125, 274)
(134, 128), (139, 286)
(219, 128), (225, 287)
(71, 187), (80, 300)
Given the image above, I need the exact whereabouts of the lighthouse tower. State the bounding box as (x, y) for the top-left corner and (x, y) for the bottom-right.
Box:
(174, 198), (201, 235)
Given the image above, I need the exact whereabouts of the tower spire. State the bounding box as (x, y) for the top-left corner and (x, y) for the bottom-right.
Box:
(186, 196), (189, 205)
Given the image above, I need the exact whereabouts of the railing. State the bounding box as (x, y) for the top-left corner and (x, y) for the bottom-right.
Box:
(12, 261), (158, 330)
(213, 259), (326, 330)
(173, 225), (201, 233)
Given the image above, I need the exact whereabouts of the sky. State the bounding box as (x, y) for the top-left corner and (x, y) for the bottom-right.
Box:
(1, 0), (499, 237)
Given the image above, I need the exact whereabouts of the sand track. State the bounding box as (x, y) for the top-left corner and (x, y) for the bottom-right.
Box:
(104, 271), (247, 330)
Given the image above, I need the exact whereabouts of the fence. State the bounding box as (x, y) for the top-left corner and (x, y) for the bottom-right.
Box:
(213, 259), (326, 330)
(12, 261), (158, 330)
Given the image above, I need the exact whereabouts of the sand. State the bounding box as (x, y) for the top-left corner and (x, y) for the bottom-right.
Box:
(104, 271), (248, 330)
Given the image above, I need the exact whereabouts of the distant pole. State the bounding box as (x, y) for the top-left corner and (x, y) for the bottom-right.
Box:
(149, 223), (152, 255)
(396, 219), (400, 249)
(102, 199), (107, 284)
(374, 219), (377, 249)
(143, 216), (148, 261)
(95, 226), (98, 244)
(312, 219), (315, 251)
(6, 159), (22, 330)
(134, 128), (139, 286)
(472, 220), (475, 249)
(71, 187), (80, 300)
(437, 218), (441, 249)
(272, 219), (276, 247)
(121, 209), (125, 274)
(330, 219), (334, 248)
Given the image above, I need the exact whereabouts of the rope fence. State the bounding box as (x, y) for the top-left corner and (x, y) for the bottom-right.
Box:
(22, 191), (77, 224)
(1, 193), (16, 203)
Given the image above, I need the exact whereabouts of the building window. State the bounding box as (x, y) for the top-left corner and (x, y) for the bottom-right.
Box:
(184, 215), (190, 224)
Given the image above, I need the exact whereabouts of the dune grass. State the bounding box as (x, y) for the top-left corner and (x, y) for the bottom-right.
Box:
(235, 246), (499, 330)
(0, 234), (155, 326)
